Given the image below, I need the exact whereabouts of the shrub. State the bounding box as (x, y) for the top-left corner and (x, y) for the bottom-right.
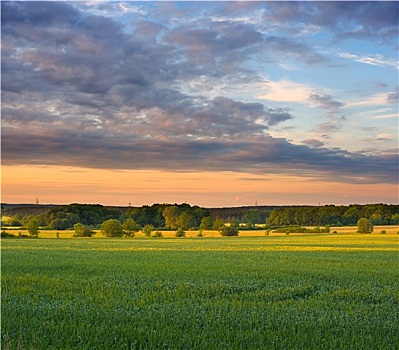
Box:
(219, 225), (239, 236)
(357, 218), (373, 234)
(123, 219), (141, 237)
(380, 230), (387, 234)
(143, 224), (154, 237)
(175, 227), (186, 237)
(152, 231), (163, 238)
(101, 219), (124, 237)
(1, 230), (15, 238)
(73, 223), (94, 237)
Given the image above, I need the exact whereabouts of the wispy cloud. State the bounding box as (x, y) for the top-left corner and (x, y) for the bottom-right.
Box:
(338, 52), (398, 69)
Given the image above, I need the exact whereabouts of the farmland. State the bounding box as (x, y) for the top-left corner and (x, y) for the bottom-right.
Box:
(2, 234), (399, 349)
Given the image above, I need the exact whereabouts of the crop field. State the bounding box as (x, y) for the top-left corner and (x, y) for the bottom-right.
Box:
(2, 234), (398, 349)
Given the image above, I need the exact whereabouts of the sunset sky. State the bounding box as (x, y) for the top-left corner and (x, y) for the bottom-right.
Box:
(2, 1), (398, 207)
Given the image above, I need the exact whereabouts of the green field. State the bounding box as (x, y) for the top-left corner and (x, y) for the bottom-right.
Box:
(2, 234), (398, 349)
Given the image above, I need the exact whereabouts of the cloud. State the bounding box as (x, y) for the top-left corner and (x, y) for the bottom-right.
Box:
(265, 36), (328, 65)
(339, 52), (398, 69)
(387, 88), (398, 104)
(302, 139), (325, 148)
(345, 93), (393, 108)
(3, 123), (397, 184)
(309, 92), (344, 112)
(256, 80), (314, 104)
(264, 1), (398, 43)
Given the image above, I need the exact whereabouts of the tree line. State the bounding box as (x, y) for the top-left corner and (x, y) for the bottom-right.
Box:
(2, 203), (398, 233)
(266, 204), (399, 226)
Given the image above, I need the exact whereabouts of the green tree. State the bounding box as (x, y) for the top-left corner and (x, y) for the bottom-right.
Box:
(200, 216), (214, 230)
(212, 218), (225, 230)
(357, 218), (373, 234)
(73, 223), (94, 237)
(101, 219), (124, 237)
(163, 206), (180, 229)
(178, 211), (196, 230)
(27, 219), (40, 237)
(391, 213), (399, 224)
(143, 224), (154, 237)
(123, 218), (141, 237)
(242, 209), (260, 227)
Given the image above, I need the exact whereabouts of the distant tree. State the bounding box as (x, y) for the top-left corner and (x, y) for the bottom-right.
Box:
(73, 223), (94, 237)
(242, 209), (260, 227)
(143, 224), (154, 237)
(101, 219), (124, 237)
(200, 216), (214, 230)
(391, 213), (399, 224)
(357, 218), (373, 234)
(123, 218), (141, 237)
(163, 206), (181, 229)
(178, 211), (196, 230)
(230, 219), (240, 228)
(212, 218), (225, 230)
(27, 219), (39, 237)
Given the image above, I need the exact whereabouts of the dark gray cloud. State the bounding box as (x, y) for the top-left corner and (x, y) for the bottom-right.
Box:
(1, 1), (397, 187)
(309, 93), (344, 112)
(263, 1), (398, 43)
(3, 124), (397, 184)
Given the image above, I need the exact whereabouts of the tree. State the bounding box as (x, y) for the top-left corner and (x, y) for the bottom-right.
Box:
(27, 219), (39, 237)
(242, 209), (260, 227)
(163, 206), (180, 229)
(212, 218), (225, 230)
(73, 223), (94, 237)
(391, 213), (399, 224)
(178, 211), (196, 230)
(123, 218), (141, 237)
(101, 219), (124, 237)
(143, 224), (154, 237)
(357, 218), (373, 234)
(200, 216), (214, 230)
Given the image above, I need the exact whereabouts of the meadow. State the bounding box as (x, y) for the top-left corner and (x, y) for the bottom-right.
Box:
(2, 234), (398, 349)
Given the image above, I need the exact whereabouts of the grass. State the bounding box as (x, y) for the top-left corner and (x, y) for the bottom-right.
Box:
(2, 234), (398, 349)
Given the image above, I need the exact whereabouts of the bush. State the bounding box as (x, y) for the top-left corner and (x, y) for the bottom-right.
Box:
(175, 227), (186, 237)
(219, 225), (239, 236)
(357, 218), (373, 234)
(152, 231), (163, 238)
(101, 219), (124, 237)
(1, 230), (15, 238)
(380, 230), (387, 234)
(143, 224), (154, 237)
(73, 223), (94, 237)
(123, 219), (141, 237)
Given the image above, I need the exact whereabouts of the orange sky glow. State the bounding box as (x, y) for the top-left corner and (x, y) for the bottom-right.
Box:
(2, 165), (397, 207)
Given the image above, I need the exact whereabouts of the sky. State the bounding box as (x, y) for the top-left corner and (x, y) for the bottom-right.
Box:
(1, 1), (398, 207)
